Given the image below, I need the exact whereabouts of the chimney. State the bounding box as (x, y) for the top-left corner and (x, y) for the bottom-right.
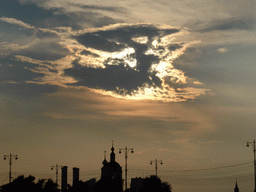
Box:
(73, 167), (79, 186)
(61, 166), (68, 192)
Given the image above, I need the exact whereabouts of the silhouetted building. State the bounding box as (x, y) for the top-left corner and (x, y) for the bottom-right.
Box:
(234, 180), (239, 192)
(61, 166), (68, 192)
(94, 143), (123, 192)
(130, 177), (145, 192)
(73, 167), (79, 186)
(101, 144), (122, 180)
(85, 178), (96, 192)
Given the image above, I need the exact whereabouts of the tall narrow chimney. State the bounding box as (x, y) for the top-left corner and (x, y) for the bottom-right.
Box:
(61, 166), (68, 192)
(73, 167), (79, 186)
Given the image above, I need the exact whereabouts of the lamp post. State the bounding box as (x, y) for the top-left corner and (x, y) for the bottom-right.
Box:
(247, 140), (256, 192)
(4, 153), (18, 183)
(119, 146), (134, 191)
(51, 164), (62, 191)
(150, 159), (163, 177)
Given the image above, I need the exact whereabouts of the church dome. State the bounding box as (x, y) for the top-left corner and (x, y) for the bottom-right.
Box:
(106, 161), (121, 168)
(102, 159), (108, 165)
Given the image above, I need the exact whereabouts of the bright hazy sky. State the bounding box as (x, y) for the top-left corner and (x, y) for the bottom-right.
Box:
(0, 0), (256, 191)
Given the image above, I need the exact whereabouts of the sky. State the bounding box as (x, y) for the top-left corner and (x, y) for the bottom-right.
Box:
(0, 0), (256, 191)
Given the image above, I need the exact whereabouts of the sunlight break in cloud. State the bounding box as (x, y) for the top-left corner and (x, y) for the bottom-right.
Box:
(63, 24), (210, 102)
(11, 23), (211, 102)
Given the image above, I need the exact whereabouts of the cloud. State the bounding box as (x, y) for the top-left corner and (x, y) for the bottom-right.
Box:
(0, 17), (35, 29)
(217, 47), (228, 53)
(10, 0), (125, 29)
(67, 3), (127, 13)
(0, 82), (58, 97)
(63, 24), (210, 102)
(0, 41), (31, 55)
(190, 17), (254, 33)
(1, 22), (211, 102)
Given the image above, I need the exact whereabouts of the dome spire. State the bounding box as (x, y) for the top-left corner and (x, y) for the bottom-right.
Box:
(234, 180), (239, 192)
(110, 140), (115, 162)
(102, 150), (108, 165)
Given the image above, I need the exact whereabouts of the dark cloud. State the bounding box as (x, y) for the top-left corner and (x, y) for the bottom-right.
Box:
(1, 0), (124, 30)
(65, 61), (161, 94)
(168, 44), (184, 51)
(16, 41), (70, 61)
(65, 25), (184, 95)
(89, 24), (179, 43)
(75, 25), (179, 52)
(0, 55), (58, 97)
(76, 34), (126, 52)
(0, 0), (58, 28)
(0, 56), (44, 82)
(40, 10), (124, 30)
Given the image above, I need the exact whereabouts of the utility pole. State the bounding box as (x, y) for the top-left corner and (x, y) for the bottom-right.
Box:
(119, 146), (134, 192)
(51, 164), (62, 191)
(4, 153), (18, 183)
(247, 140), (256, 192)
(150, 159), (163, 177)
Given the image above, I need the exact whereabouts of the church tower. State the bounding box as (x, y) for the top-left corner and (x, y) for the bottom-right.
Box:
(100, 141), (122, 180)
(96, 141), (123, 192)
(234, 180), (239, 192)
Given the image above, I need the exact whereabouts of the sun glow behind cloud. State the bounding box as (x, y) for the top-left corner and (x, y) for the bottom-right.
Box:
(1, 18), (211, 102)
(63, 24), (210, 102)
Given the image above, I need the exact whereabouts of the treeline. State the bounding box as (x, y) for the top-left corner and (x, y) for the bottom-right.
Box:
(137, 175), (172, 192)
(1, 175), (58, 192)
(1, 175), (172, 192)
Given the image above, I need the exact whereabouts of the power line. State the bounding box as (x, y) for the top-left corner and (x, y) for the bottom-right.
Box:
(130, 161), (253, 173)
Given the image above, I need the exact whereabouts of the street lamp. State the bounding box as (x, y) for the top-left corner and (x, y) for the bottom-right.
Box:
(4, 153), (18, 183)
(51, 164), (62, 191)
(247, 140), (256, 192)
(150, 159), (163, 177)
(119, 146), (134, 191)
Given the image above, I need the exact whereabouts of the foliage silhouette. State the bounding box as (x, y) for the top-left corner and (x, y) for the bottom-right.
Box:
(1, 175), (172, 192)
(2, 175), (57, 192)
(137, 175), (172, 192)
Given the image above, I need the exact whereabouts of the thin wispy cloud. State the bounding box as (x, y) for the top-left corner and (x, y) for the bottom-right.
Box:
(186, 16), (255, 33)
(217, 47), (228, 53)
(0, 17), (35, 29)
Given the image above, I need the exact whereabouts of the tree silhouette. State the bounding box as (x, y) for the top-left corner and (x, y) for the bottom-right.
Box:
(67, 181), (91, 192)
(44, 178), (58, 192)
(138, 175), (172, 192)
(1, 175), (58, 192)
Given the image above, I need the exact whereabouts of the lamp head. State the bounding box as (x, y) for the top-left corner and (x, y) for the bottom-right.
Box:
(4, 157), (6, 160)
(131, 150), (134, 153)
(247, 143), (250, 147)
(15, 157), (18, 160)
(119, 150), (121, 154)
